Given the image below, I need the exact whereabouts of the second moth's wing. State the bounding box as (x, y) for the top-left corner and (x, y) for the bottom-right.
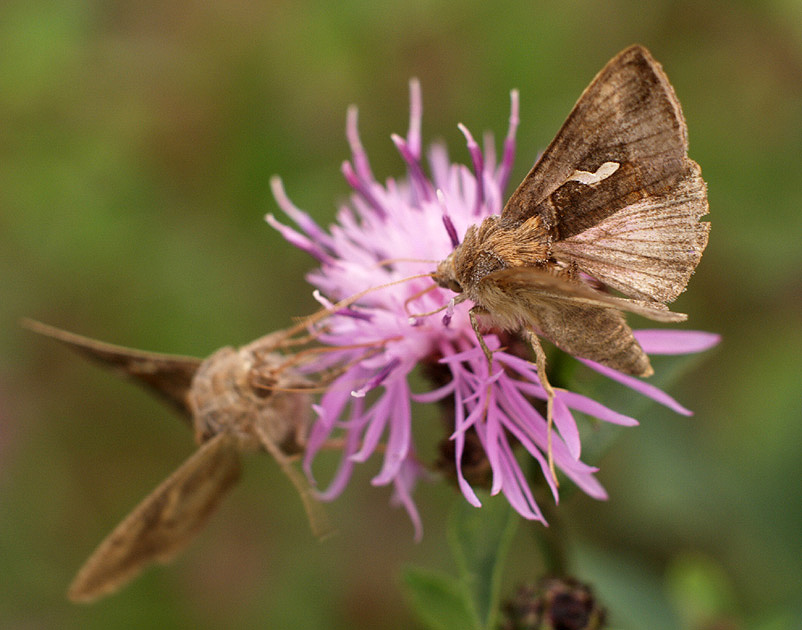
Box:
(68, 432), (241, 603)
(22, 319), (201, 421)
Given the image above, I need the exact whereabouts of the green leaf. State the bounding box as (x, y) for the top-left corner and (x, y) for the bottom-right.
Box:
(401, 566), (478, 630)
(665, 553), (739, 627)
(448, 491), (519, 629)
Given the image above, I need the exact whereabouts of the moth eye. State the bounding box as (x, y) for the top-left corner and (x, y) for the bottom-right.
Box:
(434, 274), (460, 293)
(446, 280), (462, 293)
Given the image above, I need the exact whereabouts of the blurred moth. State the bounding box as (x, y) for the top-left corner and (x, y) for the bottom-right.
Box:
(23, 319), (329, 603)
(433, 45), (710, 479)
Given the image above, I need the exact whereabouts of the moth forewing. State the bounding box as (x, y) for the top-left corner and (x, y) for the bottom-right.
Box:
(68, 433), (241, 603)
(20, 318), (201, 421)
(500, 44), (692, 239)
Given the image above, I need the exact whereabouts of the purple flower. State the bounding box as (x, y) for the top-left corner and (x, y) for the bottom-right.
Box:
(268, 81), (719, 539)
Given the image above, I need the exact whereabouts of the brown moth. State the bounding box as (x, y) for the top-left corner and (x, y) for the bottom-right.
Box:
(433, 45), (710, 478)
(22, 319), (329, 603)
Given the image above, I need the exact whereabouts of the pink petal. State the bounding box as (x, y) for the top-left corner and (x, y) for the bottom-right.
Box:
(634, 329), (721, 355)
(581, 360), (693, 416)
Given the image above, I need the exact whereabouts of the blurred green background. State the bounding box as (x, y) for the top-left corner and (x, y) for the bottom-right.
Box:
(2, 1), (801, 628)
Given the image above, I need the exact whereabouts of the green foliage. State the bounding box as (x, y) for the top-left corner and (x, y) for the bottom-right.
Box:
(665, 553), (740, 626)
(404, 491), (518, 630)
(402, 568), (477, 630)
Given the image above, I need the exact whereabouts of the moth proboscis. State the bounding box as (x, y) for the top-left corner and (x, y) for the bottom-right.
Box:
(433, 45), (710, 482)
(22, 318), (330, 603)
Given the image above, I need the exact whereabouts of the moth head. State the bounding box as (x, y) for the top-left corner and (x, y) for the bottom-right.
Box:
(434, 253), (463, 294)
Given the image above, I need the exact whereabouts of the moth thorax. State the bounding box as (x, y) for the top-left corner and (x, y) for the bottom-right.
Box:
(188, 346), (311, 454)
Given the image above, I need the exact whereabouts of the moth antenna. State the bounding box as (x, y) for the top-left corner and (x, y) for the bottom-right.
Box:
(403, 284), (437, 314)
(248, 381), (328, 395)
(371, 256), (438, 268)
(276, 337), (400, 380)
(274, 331), (319, 349)
(286, 273), (436, 336)
(250, 339), (399, 400)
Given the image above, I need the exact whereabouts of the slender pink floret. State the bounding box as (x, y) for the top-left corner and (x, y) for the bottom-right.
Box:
(268, 81), (719, 539)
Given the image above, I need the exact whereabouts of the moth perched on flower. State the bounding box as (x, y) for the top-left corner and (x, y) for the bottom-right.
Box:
(432, 45), (710, 478)
(271, 45), (718, 536)
(23, 319), (329, 603)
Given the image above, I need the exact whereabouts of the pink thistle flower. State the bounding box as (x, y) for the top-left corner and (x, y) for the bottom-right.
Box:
(268, 81), (719, 539)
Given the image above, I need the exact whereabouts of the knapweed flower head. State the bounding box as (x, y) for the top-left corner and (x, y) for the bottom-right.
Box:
(268, 80), (719, 539)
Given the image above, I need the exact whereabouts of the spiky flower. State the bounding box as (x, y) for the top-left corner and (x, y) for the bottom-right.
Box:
(268, 81), (719, 538)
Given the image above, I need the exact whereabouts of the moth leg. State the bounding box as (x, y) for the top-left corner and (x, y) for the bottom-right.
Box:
(523, 330), (559, 487)
(469, 308), (495, 367)
(253, 424), (333, 540)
